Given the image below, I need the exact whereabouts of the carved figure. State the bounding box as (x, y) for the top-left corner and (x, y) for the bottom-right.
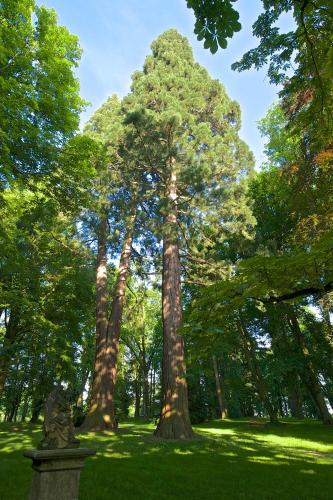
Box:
(38, 386), (80, 450)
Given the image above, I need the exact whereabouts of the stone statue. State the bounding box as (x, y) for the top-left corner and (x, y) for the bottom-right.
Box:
(38, 386), (80, 450)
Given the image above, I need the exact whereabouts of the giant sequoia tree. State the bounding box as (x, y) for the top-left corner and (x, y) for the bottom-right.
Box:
(124, 30), (254, 438)
(78, 96), (139, 431)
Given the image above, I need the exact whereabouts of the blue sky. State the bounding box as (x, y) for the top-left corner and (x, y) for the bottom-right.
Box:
(38, 0), (292, 167)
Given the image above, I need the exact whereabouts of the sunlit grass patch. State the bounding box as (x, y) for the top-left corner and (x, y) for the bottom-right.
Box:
(0, 418), (332, 499)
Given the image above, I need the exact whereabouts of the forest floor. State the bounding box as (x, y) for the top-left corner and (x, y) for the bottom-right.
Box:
(0, 418), (332, 499)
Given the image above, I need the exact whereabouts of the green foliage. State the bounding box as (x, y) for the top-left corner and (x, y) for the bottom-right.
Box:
(189, 230), (333, 323)
(257, 104), (300, 169)
(124, 29), (255, 282)
(190, 1), (333, 151)
(249, 167), (293, 253)
(0, 0), (85, 186)
(257, 101), (333, 243)
(0, 19), (152, 425)
(120, 286), (162, 418)
(0, 153), (96, 415)
(187, 0), (241, 53)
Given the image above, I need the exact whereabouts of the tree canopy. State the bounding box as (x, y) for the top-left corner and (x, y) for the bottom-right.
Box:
(0, 0), (84, 187)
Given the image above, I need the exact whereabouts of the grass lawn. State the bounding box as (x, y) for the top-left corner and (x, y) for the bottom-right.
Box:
(0, 418), (332, 499)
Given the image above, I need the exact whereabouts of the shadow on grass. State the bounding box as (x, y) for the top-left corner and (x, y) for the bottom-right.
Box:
(0, 419), (332, 499)
(198, 418), (333, 450)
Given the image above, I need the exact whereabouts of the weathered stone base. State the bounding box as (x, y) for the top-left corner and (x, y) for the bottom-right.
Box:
(24, 448), (96, 500)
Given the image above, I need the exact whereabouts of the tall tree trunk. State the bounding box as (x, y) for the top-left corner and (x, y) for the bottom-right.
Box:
(134, 365), (141, 418)
(151, 368), (156, 417)
(21, 393), (29, 422)
(76, 369), (89, 409)
(275, 319), (304, 419)
(149, 369), (154, 417)
(0, 311), (19, 396)
(288, 311), (333, 425)
(155, 168), (193, 439)
(0, 354), (9, 396)
(73, 369), (90, 427)
(7, 387), (22, 422)
(287, 371), (304, 419)
(212, 355), (228, 419)
(319, 292), (333, 350)
(30, 396), (44, 423)
(238, 317), (278, 424)
(105, 212), (136, 424)
(142, 335), (150, 420)
(278, 396), (285, 417)
(82, 210), (136, 431)
(81, 214), (110, 430)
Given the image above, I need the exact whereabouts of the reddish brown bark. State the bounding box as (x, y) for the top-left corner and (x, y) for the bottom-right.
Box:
(155, 169), (193, 439)
(81, 210), (135, 431)
(104, 219), (134, 423)
(81, 214), (110, 430)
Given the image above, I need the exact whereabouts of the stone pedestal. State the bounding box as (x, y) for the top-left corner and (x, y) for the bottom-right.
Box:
(24, 448), (96, 500)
